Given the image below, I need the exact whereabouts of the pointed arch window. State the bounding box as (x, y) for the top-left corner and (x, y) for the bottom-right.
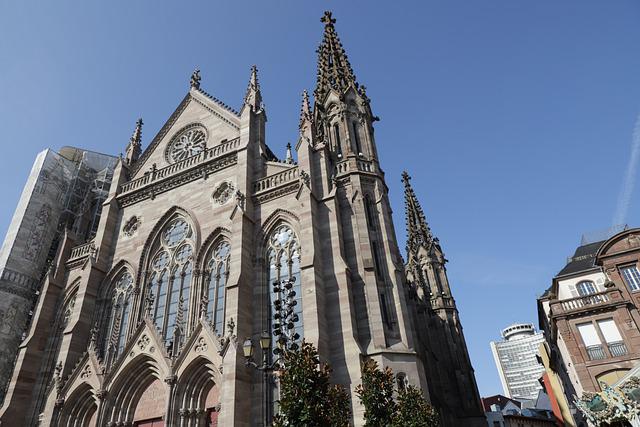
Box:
(103, 271), (133, 362)
(146, 217), (194, 345)
(206, 241), (231, 334)
(352, 121), (362, 155)
(333, 123), (343, 157)
(267, 224), (303, 340)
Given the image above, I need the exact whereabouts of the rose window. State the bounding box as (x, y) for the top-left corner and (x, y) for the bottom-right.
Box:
(167, 126), (207, 163)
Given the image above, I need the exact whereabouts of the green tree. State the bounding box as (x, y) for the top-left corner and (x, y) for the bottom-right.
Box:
(392, 385), (439, 427)
(355, 360), (396, 426)
(273, 340), (351, 426)
(356, 360), (438, 427)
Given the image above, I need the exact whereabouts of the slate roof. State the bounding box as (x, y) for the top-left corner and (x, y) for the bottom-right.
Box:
(556, 240), (605, 277)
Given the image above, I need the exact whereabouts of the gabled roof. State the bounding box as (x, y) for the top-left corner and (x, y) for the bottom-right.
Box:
(129, 87), (240, 177)
(555, 240), (605, 277)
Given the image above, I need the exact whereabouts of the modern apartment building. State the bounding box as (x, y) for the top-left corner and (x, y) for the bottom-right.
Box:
(490, 323), (546, 401)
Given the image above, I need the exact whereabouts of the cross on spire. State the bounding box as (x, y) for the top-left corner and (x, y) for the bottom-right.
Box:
(314, 11), (358, 102)
(402, 171), (435, 256)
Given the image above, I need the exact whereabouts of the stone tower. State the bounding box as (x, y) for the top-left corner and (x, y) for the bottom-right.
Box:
(0, 12), (484, 426)
(402, 172), (485, 425)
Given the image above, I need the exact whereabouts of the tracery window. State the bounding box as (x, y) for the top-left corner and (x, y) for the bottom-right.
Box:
(147, 217), (194, 345)
(267, 224), (303, 340)
(103, 271), (133, 361)
(205, 241), (231, 334)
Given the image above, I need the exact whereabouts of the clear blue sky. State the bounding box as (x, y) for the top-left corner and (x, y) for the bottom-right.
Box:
(2, 1), (640, 397)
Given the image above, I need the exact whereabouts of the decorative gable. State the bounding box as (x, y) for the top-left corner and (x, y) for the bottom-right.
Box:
(129, 89), (240, 181)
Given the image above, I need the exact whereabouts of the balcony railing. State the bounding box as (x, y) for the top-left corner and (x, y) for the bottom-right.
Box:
(253, 167), (299, 193)
(586, 345), (606, 360)
(608, 341), (628, 357)
(68, 240), (96, 263)
(560, 292), (609, 311)
(119, 137), (240, 194)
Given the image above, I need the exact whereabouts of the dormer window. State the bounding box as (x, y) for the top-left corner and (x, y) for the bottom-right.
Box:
(576, 280), (597, 296)
(621, 265), (640, 291)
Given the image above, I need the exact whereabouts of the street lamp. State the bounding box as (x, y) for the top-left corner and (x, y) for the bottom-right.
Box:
(242, 277), (302, 426)
(243, 331), (278, 427)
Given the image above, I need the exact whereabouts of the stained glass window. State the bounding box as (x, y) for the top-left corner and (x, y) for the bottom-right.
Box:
(267, 225), (303, 341)
(103, 271), (133, 363)
(147, 217), (194, 345)
(206, 241), (231, 334)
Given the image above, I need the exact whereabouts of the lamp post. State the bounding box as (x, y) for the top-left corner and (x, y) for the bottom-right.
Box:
(242, 277), (301, 426)
(242, 331), (277, 427)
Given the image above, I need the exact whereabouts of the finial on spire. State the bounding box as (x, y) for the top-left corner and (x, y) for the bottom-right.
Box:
(131, 118), (143, 144)
(190, 68), (201, 89)
(403, 171), (435, 256)
(299, 89), (313, 130)
(321, 10), (336, 26)
(125, 118), (143, 165)
(285, 143), (294, 164)
(243, 65), (263, 112)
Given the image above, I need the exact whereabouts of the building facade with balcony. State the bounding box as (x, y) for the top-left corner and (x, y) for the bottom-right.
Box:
(490, 323), (546, 401)
(538, 228), (640, 407)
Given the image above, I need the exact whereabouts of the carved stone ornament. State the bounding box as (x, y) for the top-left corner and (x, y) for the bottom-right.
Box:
(122, 216), (140, 237)
(137, 334), (150, 351)
(194, 337), (208, 353)
(212, 181), (235, 206)
(80, 364), (91, 379)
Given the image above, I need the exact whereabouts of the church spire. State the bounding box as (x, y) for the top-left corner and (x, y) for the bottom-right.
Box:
(402, 171), (435, 256)
(243, 65), (263, 112)
(124, 118), (143, 166)
(314, 11), (359, 102)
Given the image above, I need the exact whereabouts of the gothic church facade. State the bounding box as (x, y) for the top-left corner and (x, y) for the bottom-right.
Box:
(0, 12), (484, 426)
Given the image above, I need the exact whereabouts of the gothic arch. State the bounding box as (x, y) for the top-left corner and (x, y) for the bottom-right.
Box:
(173, 355), (222, 426)
(195, 227), (232, 268)
(195, 228), (232, 335)
(257, 209), (301, 261)
(103, 354), (166, 425)
(96, 263), (136, 366)
(58, 383), (97, 427)
(136, 205), (201, 287)
(100, 260), (137, 296)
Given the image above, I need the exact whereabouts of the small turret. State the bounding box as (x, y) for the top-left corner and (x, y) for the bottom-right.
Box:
(284, 143), (294, 164)
(243, 65), (263, 113)
(124, 118), (143, 166)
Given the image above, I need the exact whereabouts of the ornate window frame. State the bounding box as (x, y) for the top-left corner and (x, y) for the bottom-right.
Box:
(164, 123), (208, 164)
(145, 216), (196, 344)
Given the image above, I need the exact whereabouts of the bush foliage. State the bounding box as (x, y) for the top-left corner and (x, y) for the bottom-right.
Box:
(356, 359), (439, 427)
(272, 341), (351, 427)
